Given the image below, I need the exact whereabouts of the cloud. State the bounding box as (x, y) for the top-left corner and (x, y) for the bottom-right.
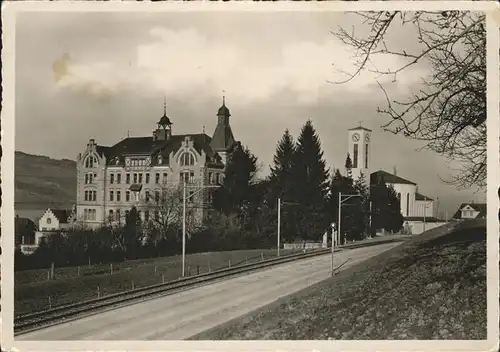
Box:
(54, 26), (427, 106)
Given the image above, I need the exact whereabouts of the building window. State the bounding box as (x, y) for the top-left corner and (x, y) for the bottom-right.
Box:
(110, 174), (114, 184)
(125, 210), (130, 219)
(85, 173), (95, 184)
(188, 191), (195, 203)
(109, 209), (114, 220)
(158, 155), (163, 164)
(155, 173), (160, 184)
(180, 152), (195, 166)
(163, 173), (168, 184)
(138, 173), (143, 184)
(180, 171), (195, 184)
(85, 155), (98, 168)
(215, 173), (220, 185)
(145, 191), (150, 202)
(47, 218), (52, 224)
(208, 172), (213, 185)
(353, 144), (358, 169)
(126, 191), (130, 202)
(155, 190), (160, 202)
(109, 190), (114, 202)
(116, 191), (121, 202)
(144, 210), (150, 222)
(116, 209), (121, 222)
(84, 209), (96, 221)
(406, 193), (410, 216)
(117, 173), (121, 184)
(397, 192), (401, 201)
(133, 173), (137, 184)
(365, 144), (369, 169)
(146, 173), (150, 184)
(126, 173), (130, 184)
(137, 211), (142, 222)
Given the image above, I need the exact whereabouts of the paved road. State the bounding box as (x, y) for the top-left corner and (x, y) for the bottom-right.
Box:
(18, 242), (400, 341)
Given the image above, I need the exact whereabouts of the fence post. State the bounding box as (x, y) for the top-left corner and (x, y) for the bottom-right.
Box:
(188, 265), (191, 276)
(197, 265), (200, 275)
(50, 262), (55, 280)
(48, 296), (52, 309)
(154, 265), (157, 276)
(47, 270), (50, 281)
(77, 266), (80, 276)
(261, 252), (264, 261)
(208, 259), (211, 273)
(110, 263), (113, 275)
(97, 285), (100, 299)
(228, 260), (231, 268)
(132, 280), (135, 290)
(88, 256), (91, 267)
(245, 256), (248, 264)
(162, 273), (165, 284)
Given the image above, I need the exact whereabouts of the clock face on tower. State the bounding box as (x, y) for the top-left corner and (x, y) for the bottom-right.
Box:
(365, 134), (370, 142)
(352, 133), (360, 142)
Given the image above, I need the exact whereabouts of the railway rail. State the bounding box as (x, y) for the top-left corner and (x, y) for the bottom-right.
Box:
(14, 238), (405, 335)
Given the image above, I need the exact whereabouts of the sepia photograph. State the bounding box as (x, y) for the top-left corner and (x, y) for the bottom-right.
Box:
(1, 1), (499, 351)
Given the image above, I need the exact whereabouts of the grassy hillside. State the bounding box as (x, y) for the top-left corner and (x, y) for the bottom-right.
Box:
(15, 151), (76, 210)
(192, 219), (486, 340)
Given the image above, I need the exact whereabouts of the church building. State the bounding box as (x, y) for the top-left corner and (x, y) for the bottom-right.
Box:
(75, 98), (237, 229)
(347, 124), (436, 222)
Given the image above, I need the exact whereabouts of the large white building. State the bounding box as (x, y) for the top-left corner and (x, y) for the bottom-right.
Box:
(347, 124), (437, 221)
(75, 98), (237, 229)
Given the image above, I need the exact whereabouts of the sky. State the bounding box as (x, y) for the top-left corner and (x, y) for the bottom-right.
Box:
(14, 10), (486, 217)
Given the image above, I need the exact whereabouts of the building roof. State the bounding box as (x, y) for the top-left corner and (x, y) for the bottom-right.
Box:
(370, 170), (417, 186)
(348, 126), (372, 132)
(210, 124), (236, 152)
(217, 104), (231, 117)
(96, 133), (224, 167)
(48, 208), (72, 224)
(415, 192), (433, 201)
(452, 203), (487, 219)
(15, 216), (38, 232)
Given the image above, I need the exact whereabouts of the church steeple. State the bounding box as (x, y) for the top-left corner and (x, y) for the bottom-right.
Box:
(154, 97), (173, 141)
(211, 95), (236, 163)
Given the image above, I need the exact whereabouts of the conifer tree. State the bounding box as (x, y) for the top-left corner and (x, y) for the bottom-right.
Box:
(345, 153), (353, 180)
(213, 142), (259, 226)
(290, 120), (330, 240)
(269, 129), (296, 202)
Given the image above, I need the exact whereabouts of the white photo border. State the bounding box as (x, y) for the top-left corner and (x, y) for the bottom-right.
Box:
(1, 1), (499, 351)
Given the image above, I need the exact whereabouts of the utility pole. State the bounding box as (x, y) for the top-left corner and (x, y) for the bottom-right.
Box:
(182, 181), (187, 277)
(277, 198), (281, 257)
(182, 182), (220, 277)
(423, 196), (427, 232)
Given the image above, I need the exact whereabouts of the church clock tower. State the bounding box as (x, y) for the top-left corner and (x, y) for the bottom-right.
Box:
(348, 124), (372, 181)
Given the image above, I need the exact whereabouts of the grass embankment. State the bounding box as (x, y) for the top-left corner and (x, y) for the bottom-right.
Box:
(15, 248), (296, 315)
(192, 219), (487, 340)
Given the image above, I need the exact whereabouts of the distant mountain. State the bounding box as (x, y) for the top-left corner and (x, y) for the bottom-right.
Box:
(15, 151), (76, 210)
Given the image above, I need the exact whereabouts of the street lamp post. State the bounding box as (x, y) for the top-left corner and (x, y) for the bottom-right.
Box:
(182, 182), (220, 277)
(277, 198), (281, 257)
(277, 198), (300, 257)
(338, 192), (363, 246)
(330, 221), (336, 276)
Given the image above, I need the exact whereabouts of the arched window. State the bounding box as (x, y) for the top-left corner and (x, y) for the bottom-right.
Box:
(180, 152), (195, 166)
(85, 154), (98, 168)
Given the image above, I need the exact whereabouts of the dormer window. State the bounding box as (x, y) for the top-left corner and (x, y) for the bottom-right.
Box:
(158, 155), (163, 164)
(85, 155), (98, 168)
(180, 152), (195, 166)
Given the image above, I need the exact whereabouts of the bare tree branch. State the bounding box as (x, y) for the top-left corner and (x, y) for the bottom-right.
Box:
(330, 11), (487, 189)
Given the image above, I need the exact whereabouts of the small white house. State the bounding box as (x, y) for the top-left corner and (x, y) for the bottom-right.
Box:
(452, 203), (486, 220)
(35, 208), (75, 245)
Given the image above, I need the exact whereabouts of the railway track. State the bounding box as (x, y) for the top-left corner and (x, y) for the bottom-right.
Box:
(14, 238), (405, 335)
